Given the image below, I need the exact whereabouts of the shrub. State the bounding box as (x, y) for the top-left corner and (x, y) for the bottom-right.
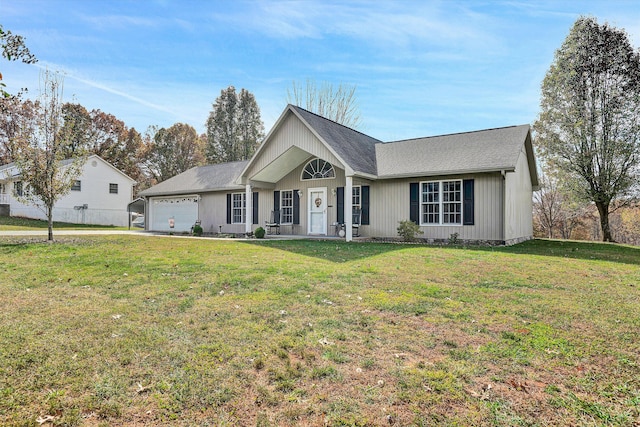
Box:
(192, 224), (203, 237)
(448, 232), (459, 244)
(397, 220), (423, 242)
(254, 227), (266, 239)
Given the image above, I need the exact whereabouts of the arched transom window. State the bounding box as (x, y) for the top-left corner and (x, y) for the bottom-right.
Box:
(301, 158), (335, 180)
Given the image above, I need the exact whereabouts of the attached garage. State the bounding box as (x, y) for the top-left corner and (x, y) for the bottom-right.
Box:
(149, 196), (199, 232)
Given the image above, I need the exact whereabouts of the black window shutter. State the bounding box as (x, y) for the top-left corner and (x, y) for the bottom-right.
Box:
(273, 191), (280, 211)
(361, 185), (370, 225)
(226, 193), (232, 224)
(410, 183), (419, 224)
(253, 192), (259, 225)
(463, 179), (474, 225)
(293, 189), (300, 225)
(336, 187), (345, 224)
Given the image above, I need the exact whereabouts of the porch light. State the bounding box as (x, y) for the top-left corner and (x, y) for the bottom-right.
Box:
(297, 190), (303, 198)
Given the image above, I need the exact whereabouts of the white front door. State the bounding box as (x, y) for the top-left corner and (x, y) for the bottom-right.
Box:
(308, 187), (327, 235)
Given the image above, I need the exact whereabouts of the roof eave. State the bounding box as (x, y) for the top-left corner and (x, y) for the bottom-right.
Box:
(140, 185), (244, 197)
(377, 167), (516, 180)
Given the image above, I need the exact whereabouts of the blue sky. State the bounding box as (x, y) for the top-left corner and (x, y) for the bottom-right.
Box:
(2, 0), (640, 142)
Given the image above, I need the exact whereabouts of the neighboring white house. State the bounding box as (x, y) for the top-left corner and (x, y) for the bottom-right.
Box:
(140, 105), (539, 245)
(0, 155), (136, 226)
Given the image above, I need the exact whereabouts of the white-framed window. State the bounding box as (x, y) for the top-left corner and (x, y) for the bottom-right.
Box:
(421, 180), (462, 225)
(109, 183), (118, 194)
(232, 192), (246, 224)
(352, 185), (361, 215)
(301, 158), (335, 180)
(71, 180), (81, 191)
(281, 190), (293, 224)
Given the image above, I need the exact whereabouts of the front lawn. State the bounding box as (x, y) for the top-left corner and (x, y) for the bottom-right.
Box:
(0, 216), (126, 231)
(0, 237), (638, 426)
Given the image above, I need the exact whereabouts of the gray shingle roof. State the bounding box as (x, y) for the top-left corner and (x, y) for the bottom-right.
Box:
(139, 160), (248, 197)
(375, 125), (532, 178)
(290, 105), (381, 176)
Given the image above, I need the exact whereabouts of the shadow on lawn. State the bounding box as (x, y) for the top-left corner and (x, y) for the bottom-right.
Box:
(244, 238), (640, 266)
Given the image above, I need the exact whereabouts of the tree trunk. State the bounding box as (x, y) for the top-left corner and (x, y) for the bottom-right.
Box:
(595, 201), (613, 242)
(47, 207), (54, 241)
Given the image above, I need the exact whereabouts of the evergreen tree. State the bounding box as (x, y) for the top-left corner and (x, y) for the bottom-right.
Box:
(205, 86), (264, 163)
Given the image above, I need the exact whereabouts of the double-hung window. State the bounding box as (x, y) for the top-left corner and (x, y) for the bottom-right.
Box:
(280, 190), (293, 224)
(421, 180), (462, 225)
(232, 193), (246, 224)
(109, 183), (118, 194)
(71, 180), (81, 191)
(352, 186), (361, 215)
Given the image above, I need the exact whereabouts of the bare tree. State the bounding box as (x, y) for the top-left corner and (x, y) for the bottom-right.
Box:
(287, 79), (362, 129)
(10, 70), (86, 240)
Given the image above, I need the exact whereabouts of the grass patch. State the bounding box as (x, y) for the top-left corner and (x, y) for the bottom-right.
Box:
(0, 215), (127, 230)
(0, 236), (638, 425)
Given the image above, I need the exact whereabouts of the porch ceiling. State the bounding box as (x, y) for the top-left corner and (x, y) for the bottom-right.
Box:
(250, 146), (312, 184)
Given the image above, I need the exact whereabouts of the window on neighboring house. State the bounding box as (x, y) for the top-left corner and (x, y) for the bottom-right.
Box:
(232, 192), (246, 224)
(71, 180), (81, 191)
(301, 158), (335, 180)
(421, 180), (461, 225)
(14, 181), (23, 197)
(109, 183), (118, 194)
(281, 190), (293, 224)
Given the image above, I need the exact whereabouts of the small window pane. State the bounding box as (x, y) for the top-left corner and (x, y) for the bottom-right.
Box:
(71, 180), (81, 191)
(109, 183), (118, 194)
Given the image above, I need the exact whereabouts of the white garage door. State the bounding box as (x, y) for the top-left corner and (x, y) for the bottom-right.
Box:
(150, 196), (199, 232)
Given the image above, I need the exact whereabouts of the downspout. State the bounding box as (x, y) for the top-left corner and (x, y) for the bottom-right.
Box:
(501, 170), (506, 244)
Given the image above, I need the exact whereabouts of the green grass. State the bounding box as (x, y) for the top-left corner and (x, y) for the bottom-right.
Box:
(0, 216), (127, 230)
(0, 236), (638, 426)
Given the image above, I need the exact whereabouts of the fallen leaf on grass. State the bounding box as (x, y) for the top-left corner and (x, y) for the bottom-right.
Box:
(507, 378), (529, 393)
(36, 415), (56, 425)
(318, 337), (334, 346)
(136, 383), (150, 394)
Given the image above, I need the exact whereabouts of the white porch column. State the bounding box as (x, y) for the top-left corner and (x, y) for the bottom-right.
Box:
(345, 176), (353, 242)
(245, 184), (252, 234)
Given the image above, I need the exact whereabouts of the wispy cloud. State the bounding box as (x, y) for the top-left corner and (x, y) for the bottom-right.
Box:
(34, 61), (176, 116)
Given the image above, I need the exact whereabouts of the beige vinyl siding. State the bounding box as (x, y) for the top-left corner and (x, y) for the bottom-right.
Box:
(366, 173), (504, 241)
(504, 147), (534, 244)
(198, 192), (240, 234)
(244, 113), (343, 179)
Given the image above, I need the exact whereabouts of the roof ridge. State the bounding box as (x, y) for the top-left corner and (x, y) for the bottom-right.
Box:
(289, 104), (382, 142)
(385, 124), (530, 144)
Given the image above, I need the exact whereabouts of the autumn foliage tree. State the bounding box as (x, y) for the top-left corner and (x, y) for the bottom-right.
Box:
(143, 123), (205, 183)
(60, 103), (146, 186)
(534, 17), (640, 242)
(1, 24), (37, 98)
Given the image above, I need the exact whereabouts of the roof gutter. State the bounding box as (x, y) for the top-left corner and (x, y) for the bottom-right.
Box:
(376, 166), (516, 180)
